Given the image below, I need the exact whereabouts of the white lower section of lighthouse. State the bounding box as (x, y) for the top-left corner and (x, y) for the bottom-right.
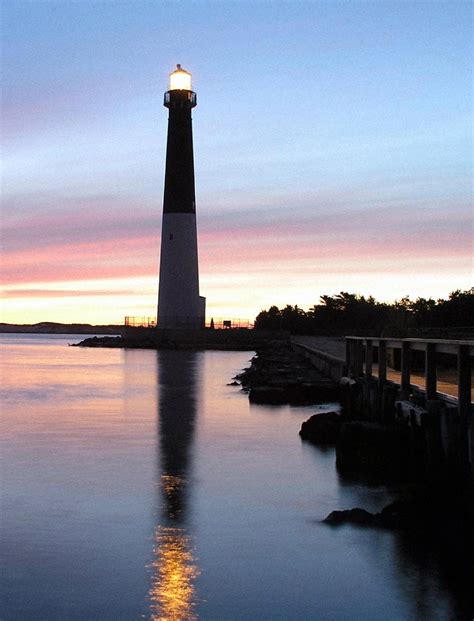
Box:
(157, 212), (206, 329)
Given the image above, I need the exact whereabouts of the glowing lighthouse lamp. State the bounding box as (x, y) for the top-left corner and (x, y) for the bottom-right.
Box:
(169, 64), (192, 90)
(157, 65), (206, 329)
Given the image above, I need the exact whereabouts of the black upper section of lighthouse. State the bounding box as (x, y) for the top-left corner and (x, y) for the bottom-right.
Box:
(163, 86), (197, 215)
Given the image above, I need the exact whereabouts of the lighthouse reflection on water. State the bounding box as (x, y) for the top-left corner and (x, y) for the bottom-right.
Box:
(149, 351), (201, 620)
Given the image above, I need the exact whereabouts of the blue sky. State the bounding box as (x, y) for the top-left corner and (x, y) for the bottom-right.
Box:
(2, 1), (472, 323)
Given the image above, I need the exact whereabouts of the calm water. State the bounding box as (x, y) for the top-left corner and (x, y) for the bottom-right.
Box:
(0, 334), (467, 619)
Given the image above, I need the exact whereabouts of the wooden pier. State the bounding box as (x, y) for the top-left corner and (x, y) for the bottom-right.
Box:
(292, 336), (473, 479)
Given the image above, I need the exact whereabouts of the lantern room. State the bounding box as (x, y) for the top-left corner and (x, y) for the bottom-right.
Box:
(169, 64), (192, 91)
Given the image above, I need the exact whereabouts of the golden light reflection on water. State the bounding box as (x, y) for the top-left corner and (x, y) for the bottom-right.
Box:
(148, 471), (200, 620)
(161, 474), (185, 504)
(149, 524), (200, 620)
(149, 351), (201, 619)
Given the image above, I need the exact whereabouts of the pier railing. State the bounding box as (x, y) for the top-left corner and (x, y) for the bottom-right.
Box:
(345, 337), (473, 415)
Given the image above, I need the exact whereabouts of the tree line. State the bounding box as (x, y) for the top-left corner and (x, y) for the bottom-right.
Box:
(254, 289), (473, 335)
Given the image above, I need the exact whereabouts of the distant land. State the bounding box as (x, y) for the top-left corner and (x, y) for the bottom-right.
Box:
(0, 322), (123, 335)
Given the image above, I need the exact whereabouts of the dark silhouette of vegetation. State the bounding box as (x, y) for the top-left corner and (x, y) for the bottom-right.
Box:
(254, 289), (474, 336)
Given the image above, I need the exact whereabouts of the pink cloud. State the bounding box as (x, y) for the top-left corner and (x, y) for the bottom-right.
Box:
(2, 289), (135, 298)
(1, 236), (158, 285)
(2, 190), (470, 293)
(2, 194), (158, 253)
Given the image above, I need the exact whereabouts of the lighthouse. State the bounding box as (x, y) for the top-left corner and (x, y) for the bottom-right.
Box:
(157, 64), (205, 329)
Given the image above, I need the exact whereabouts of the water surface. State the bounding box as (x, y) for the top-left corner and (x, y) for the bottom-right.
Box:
(0, 334), (465, 619)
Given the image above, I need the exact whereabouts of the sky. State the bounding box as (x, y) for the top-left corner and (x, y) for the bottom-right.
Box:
(2, 0), (472, 325)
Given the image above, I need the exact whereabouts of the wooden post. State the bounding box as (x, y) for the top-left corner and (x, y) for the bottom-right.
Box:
(354, 340), (364, 377)
(458, 344), (471, 470)
(365, 339), (373, 378)
(401, 341), (411, 398)
(378, 340), (387, 386)
(345, 338), (352, 376)
(425, 342), (437, 400)
(458, 344), (471, 418)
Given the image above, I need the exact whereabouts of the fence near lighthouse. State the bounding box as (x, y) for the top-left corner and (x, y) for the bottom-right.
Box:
(124, 316), (252, 329)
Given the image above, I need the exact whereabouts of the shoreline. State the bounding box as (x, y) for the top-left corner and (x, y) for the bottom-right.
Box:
(72, 330), (289, 351)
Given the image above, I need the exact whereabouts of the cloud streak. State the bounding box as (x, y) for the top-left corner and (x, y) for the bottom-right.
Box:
(2, 191), (470, 294)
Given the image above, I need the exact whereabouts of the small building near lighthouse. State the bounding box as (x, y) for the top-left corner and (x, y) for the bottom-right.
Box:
(157, 64), (206, 329)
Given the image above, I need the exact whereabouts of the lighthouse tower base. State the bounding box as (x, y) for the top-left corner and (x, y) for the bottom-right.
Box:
(157, 212), (205, 330)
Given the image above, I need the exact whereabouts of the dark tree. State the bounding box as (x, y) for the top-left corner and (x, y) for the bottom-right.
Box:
(254, 289), (473, 335)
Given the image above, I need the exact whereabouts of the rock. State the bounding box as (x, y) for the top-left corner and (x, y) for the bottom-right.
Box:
(300, 411), (341, 444)
(301, 381), (340, 403)
(340, 376), (356, 386)
(323, 497), (432, 530)
(249, 386), (287, 405)
(323, 508), (376, 526)
(75, 336), (123, 347)
(377, 500), (416, 529)
(266, 380), (302, 404)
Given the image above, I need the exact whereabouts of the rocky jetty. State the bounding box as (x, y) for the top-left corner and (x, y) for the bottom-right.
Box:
(235, 341), (340, 406)
(73, 336), (124, 347)
(72, 330), (284, 351)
